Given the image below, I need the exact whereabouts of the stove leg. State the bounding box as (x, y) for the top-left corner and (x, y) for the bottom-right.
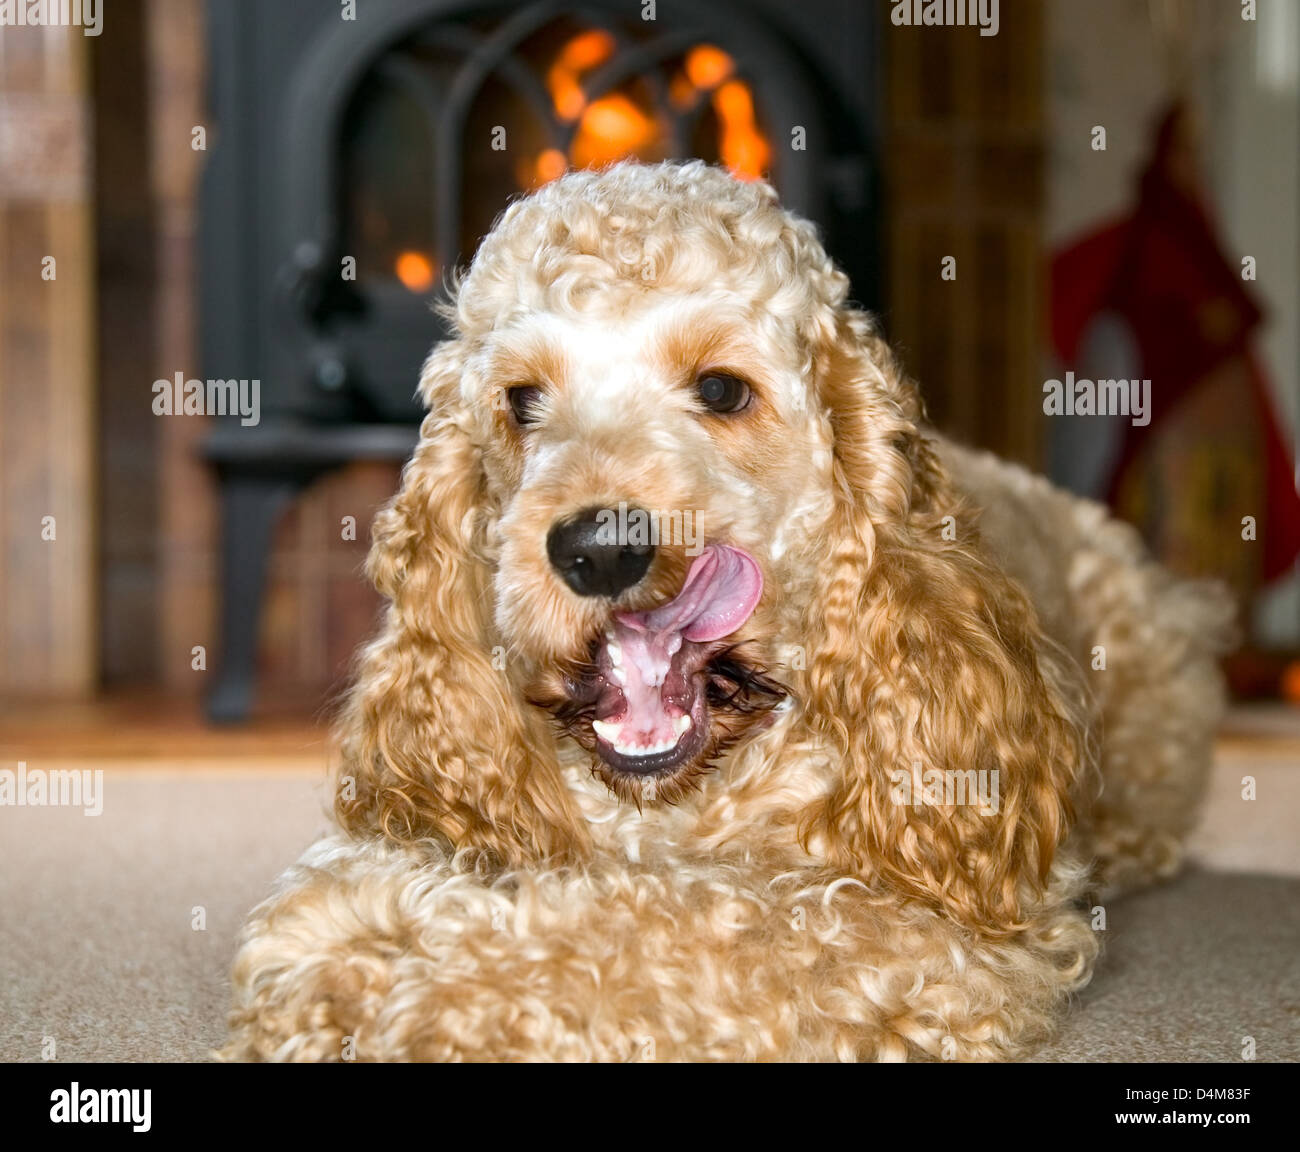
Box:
(206, 472), (301, 723)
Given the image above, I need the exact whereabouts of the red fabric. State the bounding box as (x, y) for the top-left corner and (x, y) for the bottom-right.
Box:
(1050, 222), (1128, 364)
(1252, 351), (1300, 581)
(1049, 102), (1300, 581)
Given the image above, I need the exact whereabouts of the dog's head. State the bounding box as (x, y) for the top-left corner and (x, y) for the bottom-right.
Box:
(462, 164), (853, 804)
(339, 162), (1084, 933)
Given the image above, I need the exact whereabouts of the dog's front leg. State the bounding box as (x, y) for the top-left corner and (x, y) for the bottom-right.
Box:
(221, 834), (1096, 1061)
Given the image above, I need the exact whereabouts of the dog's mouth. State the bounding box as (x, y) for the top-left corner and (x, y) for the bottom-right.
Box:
(542, 545), (787, 800)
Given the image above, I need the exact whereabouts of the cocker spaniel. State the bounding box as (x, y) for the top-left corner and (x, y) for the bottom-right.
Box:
(223, 161), (1233, 1061)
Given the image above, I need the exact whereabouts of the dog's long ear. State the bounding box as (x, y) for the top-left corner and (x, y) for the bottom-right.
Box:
(334, 340), (589, 865)
(799, 312), (1087, 934)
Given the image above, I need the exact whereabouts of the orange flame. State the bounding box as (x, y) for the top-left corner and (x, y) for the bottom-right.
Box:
(571, 94), (656, 168)
(560, 28), (616, 71)
(684, 45), (734, 90)
(713, 80), (769, 181)
(394, 250), (436, 293)
(669, 71), (698, 112)
(527, 33), (768, 188)
(546, 29), (615, 122)
(534, 148), (568, 184)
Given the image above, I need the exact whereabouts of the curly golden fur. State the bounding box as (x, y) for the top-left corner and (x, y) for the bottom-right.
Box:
(222, 161), (1234, 1061)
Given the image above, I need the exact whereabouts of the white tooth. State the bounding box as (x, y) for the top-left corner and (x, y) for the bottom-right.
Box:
(609, 665), (626, 685)
(592, 720), (621, 743)
(673, 715), (692, 736)
(608, 733), (692, 758)
(619, 740), (652, 757)
(607, 640), (622, 667)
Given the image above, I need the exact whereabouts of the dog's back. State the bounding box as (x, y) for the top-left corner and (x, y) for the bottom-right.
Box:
(940, 437), (1237, 895)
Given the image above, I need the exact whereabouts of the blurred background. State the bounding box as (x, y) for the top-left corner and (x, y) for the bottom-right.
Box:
(0, 0), (1297, 740)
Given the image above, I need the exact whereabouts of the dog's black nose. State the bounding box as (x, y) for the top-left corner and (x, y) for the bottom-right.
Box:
(547, 507), (655, 598)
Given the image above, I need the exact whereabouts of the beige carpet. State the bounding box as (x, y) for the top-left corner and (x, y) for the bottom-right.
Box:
(1, 762), (1297, 1062)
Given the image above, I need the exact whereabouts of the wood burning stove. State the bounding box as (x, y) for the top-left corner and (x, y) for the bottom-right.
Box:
(201, 0), (879, 720)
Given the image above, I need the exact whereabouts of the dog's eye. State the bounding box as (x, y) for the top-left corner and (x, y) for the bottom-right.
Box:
(506, 385), (543, 426)
(695, 373), (751, 414)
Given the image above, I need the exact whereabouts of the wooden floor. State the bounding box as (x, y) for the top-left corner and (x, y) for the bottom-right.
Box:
(1215, 704), (1300, 757)
(0, 692), (330, 764)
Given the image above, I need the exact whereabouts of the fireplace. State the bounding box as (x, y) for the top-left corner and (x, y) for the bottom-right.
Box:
(201, 0), (880, 720)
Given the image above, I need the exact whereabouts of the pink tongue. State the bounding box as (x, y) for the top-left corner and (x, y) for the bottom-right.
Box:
(597, 546), (763, 748)
(616, 544), (763, 644)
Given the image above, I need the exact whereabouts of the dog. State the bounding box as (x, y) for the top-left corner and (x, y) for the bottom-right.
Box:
(222, 161), (1234, 1061)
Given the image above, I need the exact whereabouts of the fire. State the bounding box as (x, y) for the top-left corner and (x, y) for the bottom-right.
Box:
(515, 147), (570, 192)
(684, 45), (733, 90)
(671, 45), (767, 180)
(394, 250), (436, 293)
(572, 94), (656, 168)
(559, 29), (616, 71)
(534, 148), (568, 183)
(528, 33), (769, 187)
(669, 71), (697, 112)
(546, 29), (615, 122)
(713, 80), (769, 181)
